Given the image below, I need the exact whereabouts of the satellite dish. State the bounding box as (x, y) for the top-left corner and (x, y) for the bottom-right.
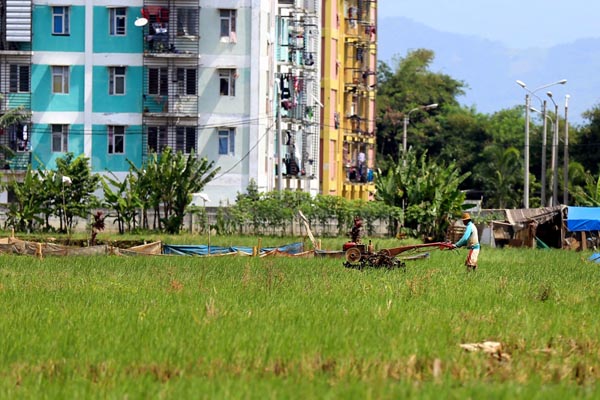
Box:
(134, 17), (148, 27)
(191, 193), (210, 206)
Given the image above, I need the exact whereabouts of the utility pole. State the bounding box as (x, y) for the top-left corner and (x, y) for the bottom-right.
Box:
(276, 102), (282, 192)
(524, 93), (530, 209)
(563, 95), (570, 205)
(540, 100), (547, 206)
(551, 100), (559, 206)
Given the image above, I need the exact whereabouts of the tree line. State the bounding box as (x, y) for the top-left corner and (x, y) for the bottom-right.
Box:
(376, 49), (600, 209)
(3, 149), (219, 235)
(2, 50), (599, 240)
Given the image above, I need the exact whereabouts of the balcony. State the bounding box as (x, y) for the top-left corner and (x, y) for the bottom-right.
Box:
(141, 4), (199, 56)
(143, 94), (198, 118)
(6, 151), (31, 171)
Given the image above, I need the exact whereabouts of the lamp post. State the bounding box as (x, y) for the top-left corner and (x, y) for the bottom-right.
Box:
(192, 193), (211, 254)
(563, 94), (570, 205)
(516, 79), (567, 208)
(547, 91), (560, 206)
(530, 106), (555, 206)
(539, 100), (548, 206)
(402, 103), (438, 154)
(61, 175), (72, 236)
(200, 193), (210, 255)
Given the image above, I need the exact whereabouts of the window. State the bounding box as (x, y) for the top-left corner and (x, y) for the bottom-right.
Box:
(219, 69), (236, 96)
(9, 124), (29, 152)
(109, 66), (126, 95)
(177, 8), (198, 36)
(108, 126), (125, 154)
(148, 68), (168, 95)
(9, 65), (29, 93)
(52, 66), (69, 94)
(147, 126), (168, 153)
(218, 128), (235, 155)
(176, 68), (197, 95)
(52, 7), (70, 35)
(52, 125), (69, 153)
(109, 8), (127, 36)
(176, 126), (196, 154)
(219, 9), (236, 42)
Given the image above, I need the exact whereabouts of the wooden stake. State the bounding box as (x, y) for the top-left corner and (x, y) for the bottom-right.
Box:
(36, 243), (43, 260)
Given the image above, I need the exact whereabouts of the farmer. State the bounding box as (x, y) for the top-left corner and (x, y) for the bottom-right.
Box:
(453, 212), (480, 271)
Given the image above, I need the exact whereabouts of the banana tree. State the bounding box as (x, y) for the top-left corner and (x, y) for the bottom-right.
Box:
(571, 173), (600, 206)
(376, 149), (470, 240)
(5, 166), (43, 232)
(129, 148), (220, 234)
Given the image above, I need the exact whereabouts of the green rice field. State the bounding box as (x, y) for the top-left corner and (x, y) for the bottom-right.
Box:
(1, 240), (600, 399)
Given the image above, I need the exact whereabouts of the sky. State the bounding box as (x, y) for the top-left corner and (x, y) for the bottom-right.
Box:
(379, 0), (600, 49)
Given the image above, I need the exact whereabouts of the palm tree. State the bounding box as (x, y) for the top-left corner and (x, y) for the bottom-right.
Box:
(375, 149), (469, 240)
(570, 173), (600, 206)
(476, 145), (522, 208)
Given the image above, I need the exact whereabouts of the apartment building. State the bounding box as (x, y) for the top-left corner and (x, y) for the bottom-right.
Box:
(274, 0), (321, 195)
(321, 0), (376, 200)
(0, 0), (374, 206)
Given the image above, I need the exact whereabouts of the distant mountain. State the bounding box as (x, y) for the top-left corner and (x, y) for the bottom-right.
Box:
(378, 16), (600, 125)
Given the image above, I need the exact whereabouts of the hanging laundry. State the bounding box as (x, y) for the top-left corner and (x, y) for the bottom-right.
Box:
(159, 8), (169, 23)
(281, 99), (293, 110)
(280, 75), (291, 99)
(144, 6), (162, 20)
(305, 106), (314, 120)
(293, 76), (300, 93)
(304, 53), (314, 66)
(356, 47), (364, 62)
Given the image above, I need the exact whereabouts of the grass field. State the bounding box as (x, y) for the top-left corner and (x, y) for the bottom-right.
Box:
(1, 241), (600, 399)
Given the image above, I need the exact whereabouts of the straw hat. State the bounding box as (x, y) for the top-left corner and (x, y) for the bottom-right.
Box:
(461, 212), (471, 221)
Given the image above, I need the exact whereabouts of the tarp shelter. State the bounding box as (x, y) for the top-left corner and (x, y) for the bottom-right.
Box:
(489, 206), (565, 248)
(566, 207), (600, 232)
(162, 242), (305, 257)
(565, 206), (600, 251)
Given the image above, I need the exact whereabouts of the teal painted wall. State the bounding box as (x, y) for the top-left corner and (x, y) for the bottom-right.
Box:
(31, 64), (85, 112)
(31, 124), (85, 169)
(32, 6), (85, 52)
(93, 6), (144, 53)
(92, 66), (143, 113)
(91, 125), (143, 172)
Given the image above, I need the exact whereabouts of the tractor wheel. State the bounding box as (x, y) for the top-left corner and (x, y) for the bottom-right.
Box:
(379, 249), (392, 257)
(345, 247), (362, 263)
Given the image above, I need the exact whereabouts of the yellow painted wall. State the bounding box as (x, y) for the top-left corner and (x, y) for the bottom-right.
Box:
(321, 0), (377, 200)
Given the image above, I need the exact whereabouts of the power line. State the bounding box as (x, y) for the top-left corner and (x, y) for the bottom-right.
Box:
(213, 121), (275, 179)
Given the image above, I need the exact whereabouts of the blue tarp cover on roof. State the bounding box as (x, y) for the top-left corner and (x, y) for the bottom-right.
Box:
(162, 242), (304, 256)
(567, 207), (600, 232)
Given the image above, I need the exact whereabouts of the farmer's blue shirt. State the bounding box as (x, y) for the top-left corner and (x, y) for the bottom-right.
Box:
(455, 221), (481, 249)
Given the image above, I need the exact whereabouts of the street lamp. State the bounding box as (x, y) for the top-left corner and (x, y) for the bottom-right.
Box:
(402, 103), (438, 154)
(192, 193), (211, 254)
(516, 79), (567, 208)
(563, 94), (571, 205)
(530, 105), (554, 206)
(547, 91), (560, 206)
(61, 175), (72, 236)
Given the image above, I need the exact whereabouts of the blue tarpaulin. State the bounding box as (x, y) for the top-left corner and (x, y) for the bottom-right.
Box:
(567, 207), (600, 232)
(163, 242), (304, 256)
